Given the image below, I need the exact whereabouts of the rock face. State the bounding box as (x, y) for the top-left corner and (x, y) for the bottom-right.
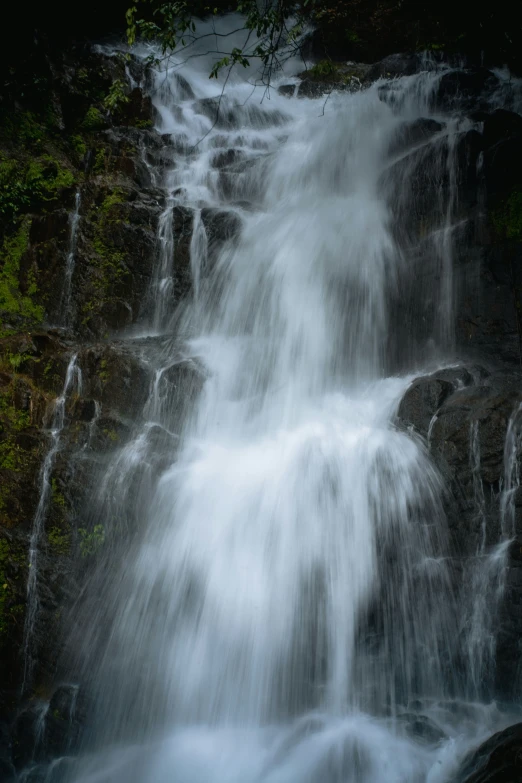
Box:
(0, 44), (195, 748)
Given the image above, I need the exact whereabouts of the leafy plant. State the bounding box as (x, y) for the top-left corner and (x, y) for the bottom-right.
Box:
(126, 0), (313, 84)
(103, 80), (130, 112)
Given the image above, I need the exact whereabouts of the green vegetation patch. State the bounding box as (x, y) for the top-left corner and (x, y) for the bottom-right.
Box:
(492, 188), (522, 240)
(0, 219), (44, 323)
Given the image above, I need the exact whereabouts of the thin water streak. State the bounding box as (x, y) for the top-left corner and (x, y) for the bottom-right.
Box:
(23, 355), (81, 690)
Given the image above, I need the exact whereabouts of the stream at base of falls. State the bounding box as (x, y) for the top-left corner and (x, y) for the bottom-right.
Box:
(18, 16), (522, 783)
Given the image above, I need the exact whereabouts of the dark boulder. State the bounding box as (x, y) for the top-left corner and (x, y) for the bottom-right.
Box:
(278, 84), (297, 98)
(45, 684), (86, 758)
(483, 135), (522, 198)
(388, 118), (444, 158)
(398, 713), (447, 744)
(201, 208), (242, 270)
(366, 53), (424, 81)
(482, 109), (522, 149)
(397, 375), (455, 438)
(433, 69), (500, 112)
(454, 722), (522, 783)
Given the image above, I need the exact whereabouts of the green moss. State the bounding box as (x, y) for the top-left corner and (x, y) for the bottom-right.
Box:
(81, 107), (106, 131)
(47, 526), (71, 556)
(103, 428), (119, 442)
(0, 219), (44, 322)
(0, 220), (44, 322)
(0, 439), (28, 471)
(0, 388), (31, 430)
(51, 478), (66, 507)
(93, 147), (109, 174)
(492, 188), (522, 240)
(81, 189), (130, 326)
(99, 357), (109, 382)
(134, 119), (153, 129)
(100, 189), (125, 214)
(78, 524), (105, 557)
(71, 135), (87, 158)
(308, 59), (338, 79)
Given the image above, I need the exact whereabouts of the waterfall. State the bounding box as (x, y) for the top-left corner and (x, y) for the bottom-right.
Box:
(23, 355), (82, 690)
(29, 22), (522, 783)
(500, 402), (522, 537)
(61, 191), (81, 327)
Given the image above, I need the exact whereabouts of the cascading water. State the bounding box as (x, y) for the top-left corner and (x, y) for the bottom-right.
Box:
(61, 192), (81, 327)
(23, 355), (82, 690)
(28, 19), (522, 783)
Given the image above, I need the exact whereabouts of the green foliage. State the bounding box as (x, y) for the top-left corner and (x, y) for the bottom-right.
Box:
(48, 526), (70, 555)
(492, 188), (522, 240)
(100, 189), (126, 214)
(0, 387), (31, 431)
(103, 80), (130, 112)
(93, 147), (109, 174)
(51, 478), (66, 507)
(81, 106), (106, 131)
(0, 219), (44, 323)
(0, 110), (44, 147)
(99, 357), (109, 382)
(78, 524), (105, 557)
(127, 0), (308, 82)
(308, 59), (337, 78)
(71, 135), (88, 157)
(0, 154), (75, 224)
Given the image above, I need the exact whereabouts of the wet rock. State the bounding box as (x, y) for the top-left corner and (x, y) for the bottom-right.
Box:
(79, 344), (149, 419)
(366, 53), (424, 80)
(45, 684), (86, 757)
(398, 713), (447, 744)
(482, 109), (522, 149)
(388, 118), (444, 157)
(29, 212), (70, 245)
(456, 130), (484, 207)
(201, 208), (242, 270)
(193, 96), (287, 130)
(71, 181), (162, 337)
(278, 84), (297, 98)
(483, 135), (522, 198)
(454, 722), (522, 783)
(297, 80), (337, 99)
(11, 701), (48, 767)
(171, 205), (194, 300)
(113, 87), (152, 127)
(211, 149), (245, 170)
(430, 386), (518, 486)
(433, 68), (500, 112)
(69, 398), (98, 423)
(456, 241), (522, 367)
(397, 375), (455, 438)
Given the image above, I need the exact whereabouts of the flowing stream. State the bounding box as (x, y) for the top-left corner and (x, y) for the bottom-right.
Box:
(24, 19), (522, 783)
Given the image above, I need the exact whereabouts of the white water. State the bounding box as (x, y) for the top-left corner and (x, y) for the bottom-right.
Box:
(23, 355), (82, 690)
(34, 22), (522, 783)
(61, 191), (81, 326)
